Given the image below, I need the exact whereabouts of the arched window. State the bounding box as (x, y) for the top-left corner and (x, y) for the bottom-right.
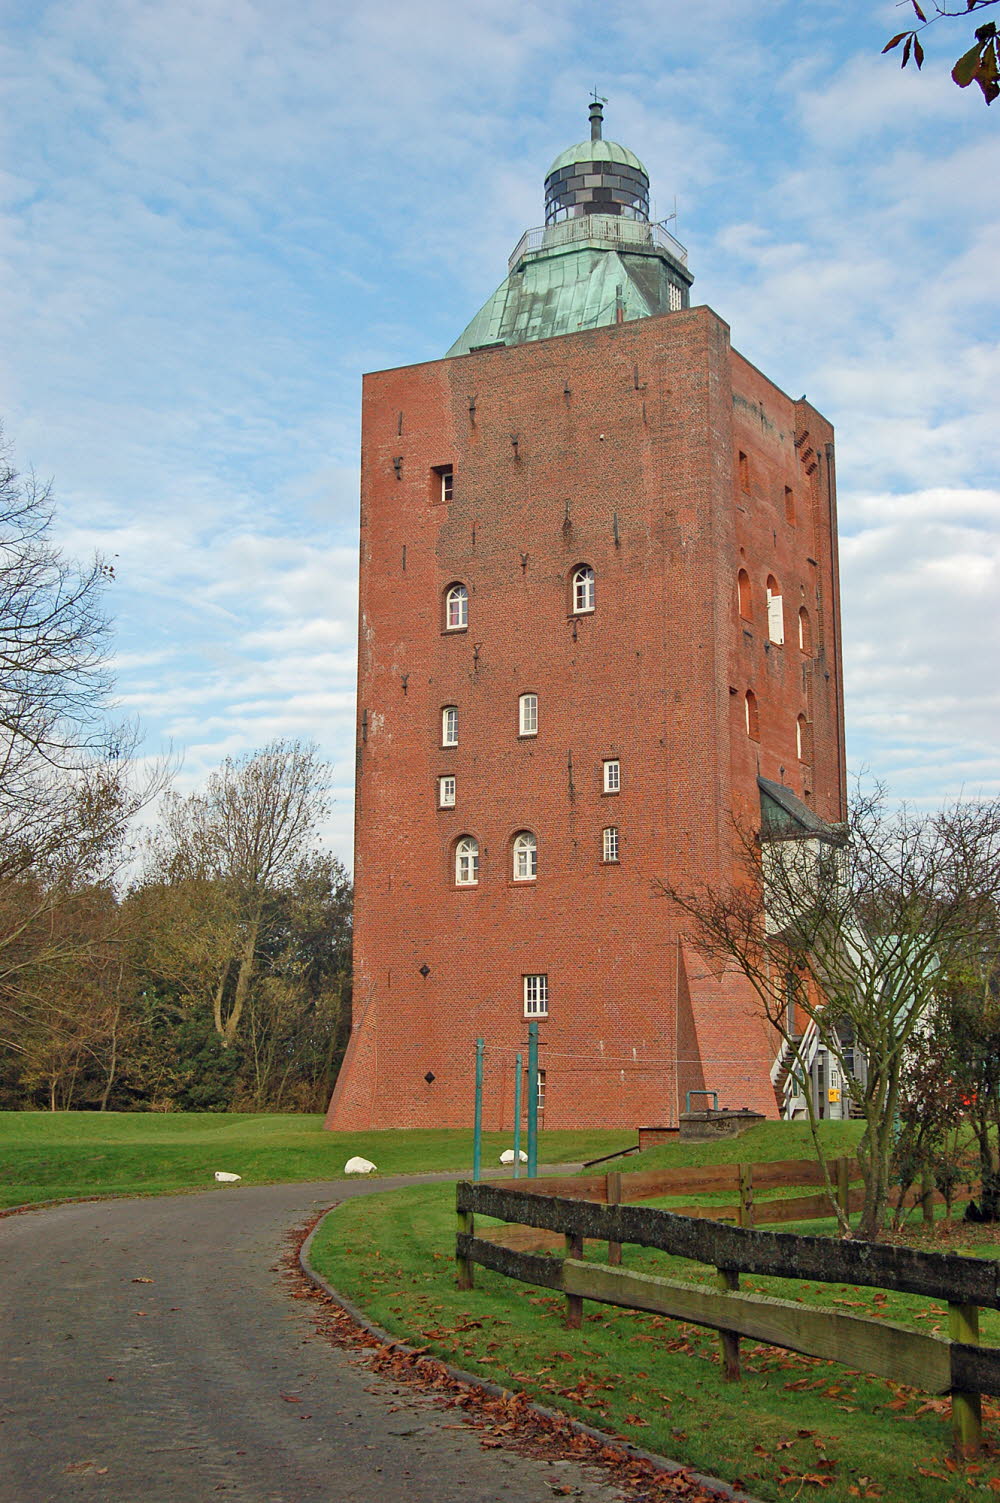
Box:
(519, 693), (538, 736)
(745, 689), (760, 741)
(798, 606), (812, 656)
(737, 569), (752, 621)
(455, 836), (479, 886)
(442, 706), (458, 746)
(796, 714), (813, 763)
(512, 831), (537, 882)
(571, 564), (595, 614)
(766, 575), (784, 645)
(445, 582), (468, 630)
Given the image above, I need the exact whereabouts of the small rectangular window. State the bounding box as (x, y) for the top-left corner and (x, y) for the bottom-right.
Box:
(536, 1068), (546, 1113)
(602, 826), (619, 863)
(432, 465), (454, 503)
(438, 775), (456, 808)
(442, 706), (458, 746)
(784, 486), (795, 525)
(603, 759), (620, 794)
(523, 974), (548, 1017)
(519, 693), (538, 736)
(738, 451), (750, 491)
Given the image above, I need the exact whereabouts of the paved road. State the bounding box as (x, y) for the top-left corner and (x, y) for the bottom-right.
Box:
(0, 1178), (631, 1503)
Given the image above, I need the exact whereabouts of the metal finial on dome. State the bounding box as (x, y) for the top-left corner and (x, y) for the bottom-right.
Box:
(589, 91), (606, 141)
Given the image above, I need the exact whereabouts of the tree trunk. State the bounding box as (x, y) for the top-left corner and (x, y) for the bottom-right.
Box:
(212, 962), (231, 1040)
(222, 911), (261, 1047)
(99, 1001), (122, 1111)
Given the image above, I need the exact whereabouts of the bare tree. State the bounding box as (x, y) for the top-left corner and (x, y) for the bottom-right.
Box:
(659, 789), (1000, 1241)
(144, 741), (331, 1046)
(0, 430), (121, 880)
(0, 429), (172, 1100)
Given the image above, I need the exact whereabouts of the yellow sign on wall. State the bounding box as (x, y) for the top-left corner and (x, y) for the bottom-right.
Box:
(828, 1088), (841, 1103)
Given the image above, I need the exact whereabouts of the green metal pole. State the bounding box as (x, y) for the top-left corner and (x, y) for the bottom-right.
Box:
(513, 1052), (523, 1179)
(527, 1021), (539, 1178)
(473, 1038), (485, 1182)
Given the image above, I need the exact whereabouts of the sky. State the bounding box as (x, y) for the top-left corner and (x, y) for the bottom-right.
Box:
(2, 0), (997, 867)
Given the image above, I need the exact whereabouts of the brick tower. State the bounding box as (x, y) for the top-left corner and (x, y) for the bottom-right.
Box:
(325, 103), (846, 1133)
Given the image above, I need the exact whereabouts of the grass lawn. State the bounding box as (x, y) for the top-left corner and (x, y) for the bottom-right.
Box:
(307, 1122), (1000, 1503)
(0, 1111), (630, 1208)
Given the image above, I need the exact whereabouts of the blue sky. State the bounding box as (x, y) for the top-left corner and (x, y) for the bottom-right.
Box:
(2, 0), (997, 865)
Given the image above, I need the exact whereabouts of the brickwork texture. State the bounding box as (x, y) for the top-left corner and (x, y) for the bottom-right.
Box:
(325, 306), (846, 1133)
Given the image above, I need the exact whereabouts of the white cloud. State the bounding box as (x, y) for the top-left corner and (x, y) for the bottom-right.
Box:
(2, 0), (997, 864)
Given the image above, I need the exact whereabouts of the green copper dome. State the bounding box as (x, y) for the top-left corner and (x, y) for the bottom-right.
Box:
(445, 99), (693, 359)
(546, 138), (647, 178)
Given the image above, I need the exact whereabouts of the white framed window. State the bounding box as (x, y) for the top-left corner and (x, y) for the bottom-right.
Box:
(523, 974), (548, 1017)
(745, 689), (759, 741)
(438, 775), (456, 808)
(766, 575), (784, 645)
(436, 466), (454, 503)
(445, 582), (468, 630)
(798, 606), (812, 656)
(536, 1068), (547, 1112)
(572, 564), (595, 614)
(603, 758), (620, 794)
(513, 832), (537, 882)
(519, 693), (538, 736)
(455, 836), (479, 886)
(442, 706), (458, 746)
(602, 826), (619, 863)
(796, 714), (813, 764)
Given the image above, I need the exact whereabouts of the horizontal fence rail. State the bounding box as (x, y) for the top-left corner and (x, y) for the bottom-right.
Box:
(456, 1178), (1000, 1456)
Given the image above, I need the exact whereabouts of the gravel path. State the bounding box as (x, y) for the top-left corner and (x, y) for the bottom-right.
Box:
(0, 1177), (632, 1503)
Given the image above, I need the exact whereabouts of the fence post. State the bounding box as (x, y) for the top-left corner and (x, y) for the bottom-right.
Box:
(606, 1171), (622, 1266)
(715, 1267), (741, 1381)
(565, 1233), (584, 1328)
(737, 1164), (754, 1229)
(456, 1201), (475, 1291)
(527, 1021), (539, 1177)
(836, 1157), (850, 1224)
(512, 1052), (523, 1179)
(949, 1302), (982, 1456)
(472, 1038), (485, 1183)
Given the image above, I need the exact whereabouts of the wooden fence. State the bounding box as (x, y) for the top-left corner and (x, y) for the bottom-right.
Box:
(476, 1157), (955, 1258)
(456, 1175), (1000, 1456)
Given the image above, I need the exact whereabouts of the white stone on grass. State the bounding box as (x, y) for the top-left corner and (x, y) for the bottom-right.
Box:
(499, 1149), (528, 1165)
(344, 1156), (377, 1175)
(213, 1171), (241, 1183)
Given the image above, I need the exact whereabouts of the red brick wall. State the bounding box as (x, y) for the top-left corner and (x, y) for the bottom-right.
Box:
(325, 306), (845, 1133)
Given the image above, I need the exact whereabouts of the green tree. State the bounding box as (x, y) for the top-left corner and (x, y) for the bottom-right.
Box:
(659, 791), (1000, 1241)
(239, 852), (352, 1110)
(143, 740), (332, 1048)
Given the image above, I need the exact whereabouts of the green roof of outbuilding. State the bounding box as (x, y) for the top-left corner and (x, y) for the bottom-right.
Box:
(546, 138), (647, 178)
